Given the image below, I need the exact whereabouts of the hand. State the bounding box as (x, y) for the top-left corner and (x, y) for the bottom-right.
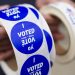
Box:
(43, 14), (64, 41)
(36, 0), (75, 55)
(0, 5), (14, 61)
(0, 26), (14, 61)
(36, 0), (64, 41)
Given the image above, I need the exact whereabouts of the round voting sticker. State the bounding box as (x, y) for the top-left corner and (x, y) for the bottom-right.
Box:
(43, 30), (52, 53)
(21, 55), (49, 75)
(11, 21), (43, 54)
(0, 6), (28, 21)
(29, 8), (39, 19)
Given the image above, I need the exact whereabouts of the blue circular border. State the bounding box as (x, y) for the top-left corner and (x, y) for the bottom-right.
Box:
(21, 55), (50, 75)
(11, 21), (43, 54)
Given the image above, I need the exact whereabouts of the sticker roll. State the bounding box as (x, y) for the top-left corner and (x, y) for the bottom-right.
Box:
(0, 4), (55, 75)
(40, 2), (75, 63)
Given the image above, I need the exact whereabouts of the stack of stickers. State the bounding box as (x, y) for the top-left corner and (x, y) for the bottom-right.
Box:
(0, 4), (55, 75)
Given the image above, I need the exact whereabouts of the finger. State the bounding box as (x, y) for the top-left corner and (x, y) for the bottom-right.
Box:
(0, 27), (8, 40)
(0, 49), (14, 60)
(36, 0), (48, 9)
(0, 38), (11, 46)
(0, 5), (9, 10)
(55, 42), (66, 55)
(43, 14), (60, 25)
(52, 32), (64, 41)
(48, 25), (59, 32)
(48, 15), (60, 25)
(0, 44), (12, 51)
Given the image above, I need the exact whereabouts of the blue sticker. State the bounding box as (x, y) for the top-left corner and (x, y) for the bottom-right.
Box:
(43, 30), (52, 53)
(11, 21), (43, 54)
(21, 55), (49, 75)
(0, 6), (28, 21)
(29, 8), (39, 19)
